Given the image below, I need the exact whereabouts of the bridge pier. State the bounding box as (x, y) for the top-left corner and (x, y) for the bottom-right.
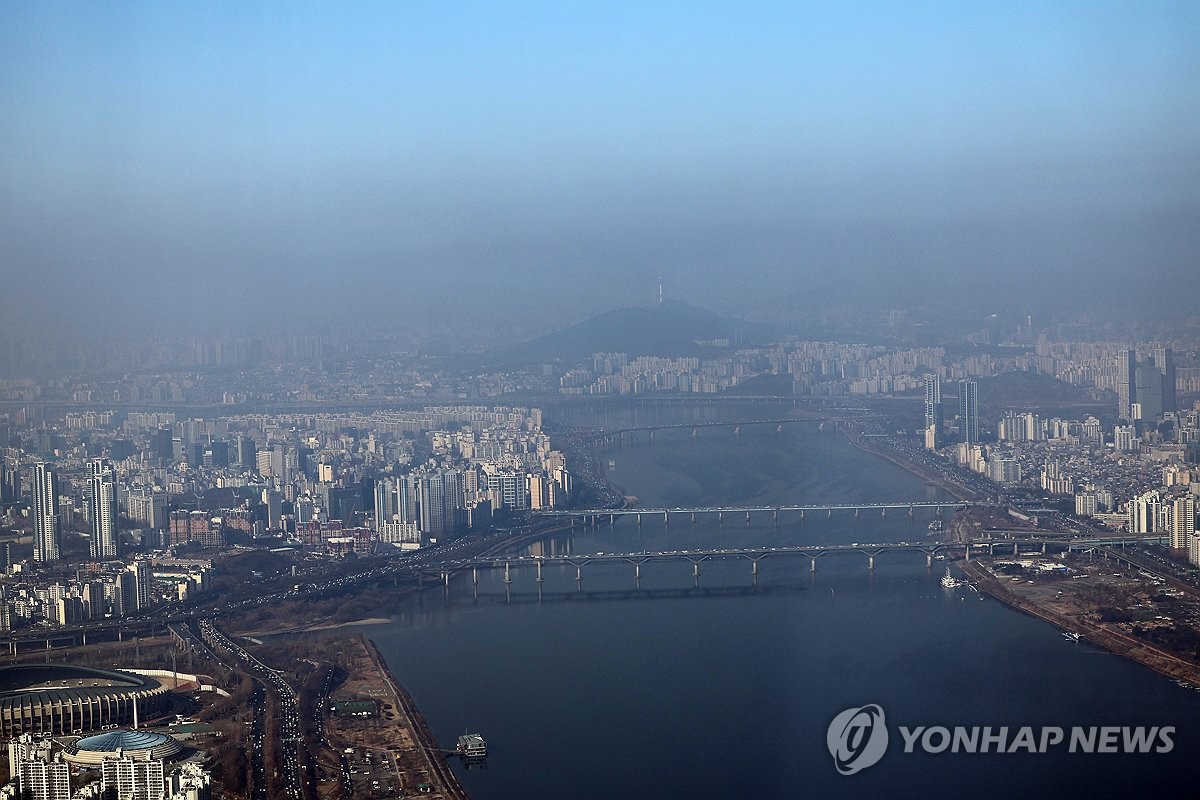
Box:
(772, 508), (778, 523)
(935, 506), (943, 517)
(442, 571), (449, 587)
(854, 508), (860, 519)
(610, 513), (615, 526)
(881, 507), (886, 517)
(635, 563), (641, 581)
(868, 555), (875, 570)
(472, 567), (478, 585)
(576, 565), (583, 582)
(1013, 543), (1018, 556)
(718, 511), (723, 525)
(827, 509), (833, 518)
(636, 513), (642, 526)
(504, 562), (512, 584)
(908, 506), (914, 518)
(1041, 541), (1047, 555)
(751, 559), (758, 576)
(664, 511), (670, 526)
(693, 562), (700, 578)
(691, 512), (696, 524)
(799, 509), (804, 520)
(965, 544), (971, 560)
(926, 553), (932, 567)
(536, 560), (544, 583)
(811, 558), (817, 572)
(745, 511), (751, 526)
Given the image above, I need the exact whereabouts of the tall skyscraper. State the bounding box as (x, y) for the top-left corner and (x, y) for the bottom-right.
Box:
(958, 380), (979, 444)
(0, 460), (19, 505)
(236, 435), (256, 469)
(1117, 348), (1137, 420)
(924, 375), (943, 448)
(88, 458), (120, 560)
(1154, 347), (1177, 413)
(128, 561), (152, 612)
(374, 477), (398, 530)
(32, 463), (60, 562)
(1134, 364), (1164, 421)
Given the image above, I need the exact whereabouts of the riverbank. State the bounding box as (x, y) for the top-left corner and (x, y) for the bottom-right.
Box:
(959, 558), (1200, 687)
(321, 634), (471, 799)
(840, 425), (979, 502)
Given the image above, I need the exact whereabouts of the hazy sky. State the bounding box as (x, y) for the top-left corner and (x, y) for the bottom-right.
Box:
(2, 1), (1198, 338)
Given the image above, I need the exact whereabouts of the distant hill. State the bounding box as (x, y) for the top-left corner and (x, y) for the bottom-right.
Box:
(491, 301), (778, 365)
(973, 370), (1097, 417)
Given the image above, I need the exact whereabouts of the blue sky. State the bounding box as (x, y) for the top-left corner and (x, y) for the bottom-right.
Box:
(2, 1), (1198, 335)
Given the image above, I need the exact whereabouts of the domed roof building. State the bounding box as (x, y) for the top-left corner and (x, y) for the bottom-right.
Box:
(63, 727), (183, 766)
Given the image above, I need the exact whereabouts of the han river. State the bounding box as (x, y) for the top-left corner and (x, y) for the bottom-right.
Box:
(361, 403), (1200, 798)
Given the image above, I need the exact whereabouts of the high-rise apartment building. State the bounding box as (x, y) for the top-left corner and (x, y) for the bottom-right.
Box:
(923, 375), (943, 449)
(1171, 495), (1196, 551)
(417, 470), (464, 536)
(1128, 490), (1162, 534)
(88, 458), (120, 560)
(32, 463), (60, 562)
(958, 380), (979, 444)
(18, 757), (71, 800)
(1117, 348), (1136, 420)
(128, 561), (152, 611)
(101, 755), (166, 800)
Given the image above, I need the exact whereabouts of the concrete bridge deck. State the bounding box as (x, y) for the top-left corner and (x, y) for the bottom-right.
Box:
(430, 535), (1168, 585)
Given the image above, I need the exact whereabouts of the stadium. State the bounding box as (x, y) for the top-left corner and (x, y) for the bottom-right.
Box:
(0, 664), (168, 738)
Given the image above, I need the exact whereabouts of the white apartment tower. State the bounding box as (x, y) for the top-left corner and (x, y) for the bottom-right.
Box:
(102, 756), (166, 800)
(32, 463), (60, 562)
(88, 458), (120, 559)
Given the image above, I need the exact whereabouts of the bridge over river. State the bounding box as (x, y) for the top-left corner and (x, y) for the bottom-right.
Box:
(428, 534), (1168, 589)
(540, 500), (977, 526)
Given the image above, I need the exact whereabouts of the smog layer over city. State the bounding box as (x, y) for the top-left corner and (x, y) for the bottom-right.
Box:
(1, 3), (1199, 800)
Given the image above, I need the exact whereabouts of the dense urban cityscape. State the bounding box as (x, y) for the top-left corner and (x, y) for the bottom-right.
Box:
(1, 303), (1200, 797)
(4, 2), (1198, 798)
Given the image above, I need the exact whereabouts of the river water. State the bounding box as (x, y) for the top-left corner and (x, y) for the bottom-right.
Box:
(366, 404), (1200, 798)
